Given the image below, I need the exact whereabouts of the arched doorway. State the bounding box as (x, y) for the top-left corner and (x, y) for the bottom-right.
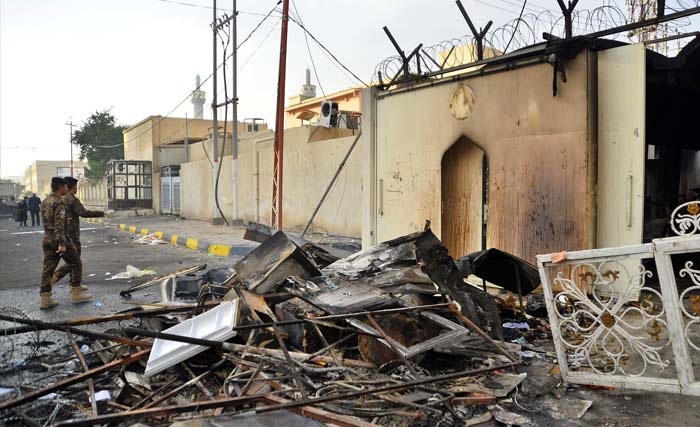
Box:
(441, 136), (487, 258)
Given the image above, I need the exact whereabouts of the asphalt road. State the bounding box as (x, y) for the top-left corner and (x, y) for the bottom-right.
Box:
(0, 215), (234, 322)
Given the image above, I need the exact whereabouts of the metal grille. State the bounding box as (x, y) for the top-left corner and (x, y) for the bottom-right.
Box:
(537, 234), (700, 394)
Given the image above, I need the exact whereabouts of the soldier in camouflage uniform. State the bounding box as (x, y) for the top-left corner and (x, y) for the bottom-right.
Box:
(39, 177), (89, 309)
(51, 176), (104, 295)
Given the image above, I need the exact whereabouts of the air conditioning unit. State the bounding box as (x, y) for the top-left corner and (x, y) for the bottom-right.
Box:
(319, 101), (339, 128)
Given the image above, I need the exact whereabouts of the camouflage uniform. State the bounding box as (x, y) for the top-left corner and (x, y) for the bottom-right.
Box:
(39, 194), (82, 294)
(53, 193), (104, 285)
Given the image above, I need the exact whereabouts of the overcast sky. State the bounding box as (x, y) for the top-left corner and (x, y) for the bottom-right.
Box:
(0, 0), (685, 178)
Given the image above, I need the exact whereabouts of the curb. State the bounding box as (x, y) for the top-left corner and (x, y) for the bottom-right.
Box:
(85, 218), (252, 258)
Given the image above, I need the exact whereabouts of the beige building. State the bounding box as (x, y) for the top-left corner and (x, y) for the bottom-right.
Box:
(179, 126), (362, 236)
(22, 160), (87, 198)
(122, 116), (267, 214)
(359, 39), (700, 264)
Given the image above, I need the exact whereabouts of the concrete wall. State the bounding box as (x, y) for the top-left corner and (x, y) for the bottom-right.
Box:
(362, 51), (595, 263)
(77, 179), (108, 210)
(124, 116), (268, 214)
(179, 126), (362, 237)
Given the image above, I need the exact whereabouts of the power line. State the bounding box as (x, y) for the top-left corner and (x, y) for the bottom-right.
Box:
(290, 0), (326, 99)
(503, 0), (529, 53)
(113, 1), (280, 148)
(285, 15), (369, 87)
(157, 0), (273, 16)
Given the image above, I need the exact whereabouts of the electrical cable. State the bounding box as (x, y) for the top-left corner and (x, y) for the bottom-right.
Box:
(285, 15), (369, 87)
(503, 0), (529, 54)
(214, 10), (231, 226)
(290, 0), (327, 99)
(117, 1), (279, 147)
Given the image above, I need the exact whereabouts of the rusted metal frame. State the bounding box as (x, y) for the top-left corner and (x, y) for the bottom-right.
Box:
(455, 0), (493, 60)
(305, 318), (383, 339)
(301, 333), (357, 363)
(142, 358), (228, 409)
(125, 327), (375, 368)
(119, 264), (207, 297)
(262, 394), (381, 427)
(365, 314), (420, 377)
(239, 362), (266, 396)
(183, 363), (214, 398)
(58, 364), (516, 427)
(244, 362), (519, 417)
(447, 304), (518, 364)
(229, 303), (452, 333)
(556, 0), (579, 39)
(0, 350), (149, 411)
(67, 333), (98, 417)
(271, 321), (309, 399)
(0, 314), (151, 348)
(53, 394), (266, 427)
(130, 377), (179, 410)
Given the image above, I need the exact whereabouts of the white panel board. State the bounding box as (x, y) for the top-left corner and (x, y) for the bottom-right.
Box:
(597, 43), (646, 248)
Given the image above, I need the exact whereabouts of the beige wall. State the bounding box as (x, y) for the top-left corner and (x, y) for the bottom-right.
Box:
(362, 51), (596, 263)
(124, 116), (268, 214)
(77, 179), (108, 210)
(22, 160), (87, 198)
(179, 126), (362, 237)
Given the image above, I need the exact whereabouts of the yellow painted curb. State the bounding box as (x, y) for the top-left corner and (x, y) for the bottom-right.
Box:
(96, 219), (103, 224)
(128, 226), (137, 234)
(208, 244), (231, 257)
(119, 224), (126, 231)
(154, 231), (163, 239)
(186, 238), (198, 250)
(171, 234), (178, 245)
(140, 228), (149, 236)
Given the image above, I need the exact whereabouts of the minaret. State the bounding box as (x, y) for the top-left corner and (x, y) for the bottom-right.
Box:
(191, 74), (206, 119)
(301, 68), (316, 100)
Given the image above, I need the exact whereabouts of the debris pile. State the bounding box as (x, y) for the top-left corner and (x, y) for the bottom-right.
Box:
(0, 229), (591, 426)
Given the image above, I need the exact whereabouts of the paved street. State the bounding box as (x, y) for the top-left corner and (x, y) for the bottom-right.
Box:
(0, 215), (234, 322)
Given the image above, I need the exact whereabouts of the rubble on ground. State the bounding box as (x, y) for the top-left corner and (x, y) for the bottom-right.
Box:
(0, 229), (592, 427)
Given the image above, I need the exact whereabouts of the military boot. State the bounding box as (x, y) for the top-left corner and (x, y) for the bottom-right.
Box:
(70, 286), (93, 304)
(40, 293), (59, 310)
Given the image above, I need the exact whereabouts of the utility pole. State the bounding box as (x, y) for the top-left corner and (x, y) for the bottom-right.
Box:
(65, 119), (77, 176)
(231, 0), (239, 223)
(211, 0), (220, 223)
(271, 0), (289, 230)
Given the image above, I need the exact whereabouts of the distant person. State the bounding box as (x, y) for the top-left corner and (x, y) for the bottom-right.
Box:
(38, 177), (88, 310)
(16, 196), (28, 227)
(51, 176), (104, 294)
(28, 193), (41, 226)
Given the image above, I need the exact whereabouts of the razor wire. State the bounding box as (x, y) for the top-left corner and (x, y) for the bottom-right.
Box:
(372, 3), (695, 84)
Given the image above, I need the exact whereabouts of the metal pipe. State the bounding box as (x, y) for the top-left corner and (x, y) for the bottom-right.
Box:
(232, 0), (239, 222)
(271, 0), (290, 230)
(302, 130), (362, 237)
(212, 0), (219, 220)
(54, 362), (516, 427)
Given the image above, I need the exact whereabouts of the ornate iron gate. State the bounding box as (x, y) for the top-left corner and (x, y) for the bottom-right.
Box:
(536, 202), (700, 395)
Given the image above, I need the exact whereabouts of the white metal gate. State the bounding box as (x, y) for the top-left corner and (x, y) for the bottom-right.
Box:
(537, 202), (700, 395)
(160, 175), (180, 216)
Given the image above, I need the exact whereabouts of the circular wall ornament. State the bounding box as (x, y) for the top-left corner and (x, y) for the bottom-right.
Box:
(449, 85), (475, 120)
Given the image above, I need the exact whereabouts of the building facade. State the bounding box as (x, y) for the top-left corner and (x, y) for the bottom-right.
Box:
(22, 160), (87, 197)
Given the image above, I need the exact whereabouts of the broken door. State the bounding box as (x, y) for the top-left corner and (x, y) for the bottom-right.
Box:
(597, 43), (646, 249)
(441, 136), (485, 258)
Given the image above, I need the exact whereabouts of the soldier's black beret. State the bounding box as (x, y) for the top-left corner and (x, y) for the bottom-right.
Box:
(51, 177), (67, 186)
(64, 176), (79, 187)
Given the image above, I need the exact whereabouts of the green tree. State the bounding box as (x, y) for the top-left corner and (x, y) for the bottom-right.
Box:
(73, 111), (127, 179)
